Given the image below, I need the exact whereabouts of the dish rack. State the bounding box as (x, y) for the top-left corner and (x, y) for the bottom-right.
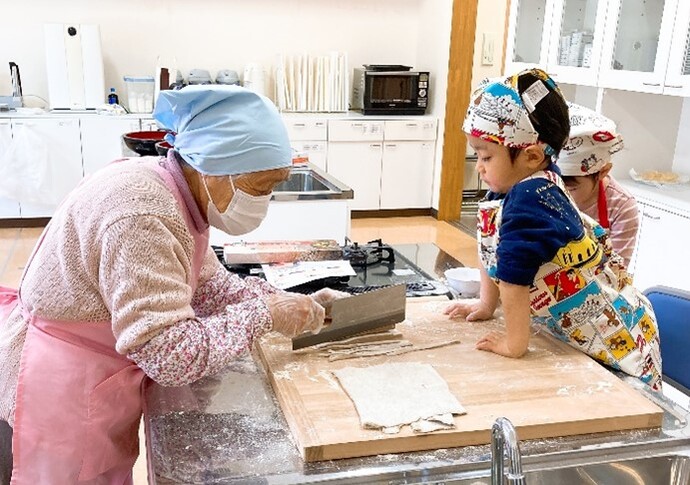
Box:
(274, 52), (349, 113)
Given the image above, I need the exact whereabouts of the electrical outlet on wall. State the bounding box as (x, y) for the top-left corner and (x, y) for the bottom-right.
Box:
(481, 33), (496, 66)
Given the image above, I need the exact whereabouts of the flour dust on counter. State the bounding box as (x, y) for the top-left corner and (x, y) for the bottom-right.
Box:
(333, 362), (467, 434)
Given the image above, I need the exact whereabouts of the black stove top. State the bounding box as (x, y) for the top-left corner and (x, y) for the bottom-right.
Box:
(214, 240), (457, 299)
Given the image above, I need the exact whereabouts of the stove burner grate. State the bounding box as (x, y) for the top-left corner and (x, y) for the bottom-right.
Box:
(342, 238), (395, 267)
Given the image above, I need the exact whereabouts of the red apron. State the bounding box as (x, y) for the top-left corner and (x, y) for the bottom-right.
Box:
(5, 163), (208, 484)
(597, 179), (610, 229)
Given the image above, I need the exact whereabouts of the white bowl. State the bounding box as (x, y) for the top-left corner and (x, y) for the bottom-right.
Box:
(444, 267), (481, 296)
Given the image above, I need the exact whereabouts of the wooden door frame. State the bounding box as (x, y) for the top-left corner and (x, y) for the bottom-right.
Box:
(437, 0), (479, 221)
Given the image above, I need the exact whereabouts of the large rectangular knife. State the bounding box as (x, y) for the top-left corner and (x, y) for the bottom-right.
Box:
(291, 284), (407, 350)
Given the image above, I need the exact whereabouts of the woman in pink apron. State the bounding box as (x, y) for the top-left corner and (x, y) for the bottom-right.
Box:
(0, 86), (336, 484)
(558, 103), (639, 269)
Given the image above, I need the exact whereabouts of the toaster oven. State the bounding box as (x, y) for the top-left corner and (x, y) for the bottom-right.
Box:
(351, 65), (429, 115)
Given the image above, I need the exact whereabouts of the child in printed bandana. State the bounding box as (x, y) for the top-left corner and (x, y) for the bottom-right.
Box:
(556, 103), (639, 268)
(444, 69), (662, 390)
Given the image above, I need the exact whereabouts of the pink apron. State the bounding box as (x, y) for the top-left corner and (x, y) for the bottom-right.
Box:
(5, 162), (208, 484)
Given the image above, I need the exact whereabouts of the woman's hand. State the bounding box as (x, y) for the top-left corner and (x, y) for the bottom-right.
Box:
(444, 301), (495, 320)
(266, 293), (325, 337)
(309, 288), (350, 311)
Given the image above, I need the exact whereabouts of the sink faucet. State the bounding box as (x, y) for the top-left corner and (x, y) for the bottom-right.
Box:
(491, 417), (526, 485)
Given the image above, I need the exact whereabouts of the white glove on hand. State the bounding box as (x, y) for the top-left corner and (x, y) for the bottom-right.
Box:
(266, 292), (325, 338)
(309, 288), (351, 310)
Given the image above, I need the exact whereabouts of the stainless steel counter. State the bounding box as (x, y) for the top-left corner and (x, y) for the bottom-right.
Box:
(144, 244), (690, 484)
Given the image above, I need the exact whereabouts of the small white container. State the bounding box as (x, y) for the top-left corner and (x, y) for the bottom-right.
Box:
(444, 267), (481, 297)
(123, 76), (155, 113)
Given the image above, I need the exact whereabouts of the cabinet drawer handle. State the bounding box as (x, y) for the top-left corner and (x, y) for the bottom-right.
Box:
(405, 123), (418, 127)
(292, 123), (306, 127)
(642, 82), (661, 87)
(370, 144), (381, 148)
(665, 84), (683, 89)
(315, 122), (325, 127)
(643, 212), (661, 220)
(385, 144), (397, 148)
(351, 123), (363, 127)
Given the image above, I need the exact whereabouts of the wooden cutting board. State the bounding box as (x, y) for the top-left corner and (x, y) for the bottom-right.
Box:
(255, 298), (662, 462)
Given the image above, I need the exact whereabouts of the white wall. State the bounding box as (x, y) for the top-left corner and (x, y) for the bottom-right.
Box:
(0, 0), (423, 107)
(418, 0), (453, 210)
(601, 89), (682, 179)
(672, 97), (690, 174)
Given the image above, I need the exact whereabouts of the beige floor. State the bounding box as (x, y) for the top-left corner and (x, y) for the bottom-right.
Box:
(0, 216), (475, 484)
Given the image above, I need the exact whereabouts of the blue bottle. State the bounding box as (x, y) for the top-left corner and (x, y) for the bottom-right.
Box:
(108, 88), (119, 105)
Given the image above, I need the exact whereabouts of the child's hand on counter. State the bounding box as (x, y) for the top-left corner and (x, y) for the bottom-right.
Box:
(443, 300), (495, 321)
(476, 330), (528, 358)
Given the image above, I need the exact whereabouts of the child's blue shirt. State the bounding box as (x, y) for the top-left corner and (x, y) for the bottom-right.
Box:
(486, 164), (585, 286)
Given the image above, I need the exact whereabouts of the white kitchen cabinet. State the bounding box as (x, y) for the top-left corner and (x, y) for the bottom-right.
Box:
(284, 117), (328, 171)
(327, 119), (437, 211)
(328, 141), (383, 210)
(328, 120), (384, 210)
(0, 120), (20, 218)
(630, 201), (690, 292)
(662, 0), (690, 95)
(139, 118), (160, 131)
(81, 117), (141, 176)
(380, 141), (435, 209)
(546, 0), (609, 86)
(11, 118), (83, 218)
(379, 119), (437, 209)
(505, 0), (555, 73)
(599, 0), (678, 94)
(290, 141), (327, 171)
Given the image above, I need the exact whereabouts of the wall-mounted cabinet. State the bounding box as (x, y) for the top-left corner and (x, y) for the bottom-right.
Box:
(546, 0), (609, 86)
(598, 0), (677, 94)
(663, 0), (690, 96)
(505, 0), (554, 71)
(505, 0), (690, 95)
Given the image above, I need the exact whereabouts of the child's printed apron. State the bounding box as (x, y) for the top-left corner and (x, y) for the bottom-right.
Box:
(477, 170), (662, 390)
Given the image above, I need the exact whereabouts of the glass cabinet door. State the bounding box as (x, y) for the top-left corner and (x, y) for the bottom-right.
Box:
(599, 0), (678, 93)
(505, 0), (555, 73)
(663, 1), (690, 95)
(546, 0), (609, 85)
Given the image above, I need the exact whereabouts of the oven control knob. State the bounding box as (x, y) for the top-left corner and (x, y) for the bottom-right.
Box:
(419, 89), (427, 97)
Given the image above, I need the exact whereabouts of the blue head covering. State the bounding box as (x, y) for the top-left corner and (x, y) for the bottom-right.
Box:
(153, 85), (291, 176)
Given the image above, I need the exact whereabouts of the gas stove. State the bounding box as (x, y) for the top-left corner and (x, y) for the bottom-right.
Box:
(214, 240), (455, 298)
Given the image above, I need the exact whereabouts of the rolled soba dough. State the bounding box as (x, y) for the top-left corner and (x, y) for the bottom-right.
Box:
(333, 362), (466, 433)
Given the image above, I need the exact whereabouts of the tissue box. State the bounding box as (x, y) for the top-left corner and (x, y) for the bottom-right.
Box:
(224, 239), (343, 264)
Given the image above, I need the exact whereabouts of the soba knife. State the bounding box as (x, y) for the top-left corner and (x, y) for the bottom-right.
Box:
(291, 284), (407, 350)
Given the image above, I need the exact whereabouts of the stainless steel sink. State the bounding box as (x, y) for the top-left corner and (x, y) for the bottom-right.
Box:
(270, 164), (354, 201)
(274, 171), (331, 192)
(444, 455), (690, 484)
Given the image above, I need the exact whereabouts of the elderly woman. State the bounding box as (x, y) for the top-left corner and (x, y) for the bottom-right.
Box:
(0, 86), (337, 484)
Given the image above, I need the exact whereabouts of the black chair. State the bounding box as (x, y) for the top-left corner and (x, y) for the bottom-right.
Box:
(644, 286), (690, 393)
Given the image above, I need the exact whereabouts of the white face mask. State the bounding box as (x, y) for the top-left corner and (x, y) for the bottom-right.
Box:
(202, 175), (272, 235)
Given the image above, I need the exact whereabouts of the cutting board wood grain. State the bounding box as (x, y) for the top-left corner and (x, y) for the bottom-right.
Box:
(256, 299), (663, 462)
